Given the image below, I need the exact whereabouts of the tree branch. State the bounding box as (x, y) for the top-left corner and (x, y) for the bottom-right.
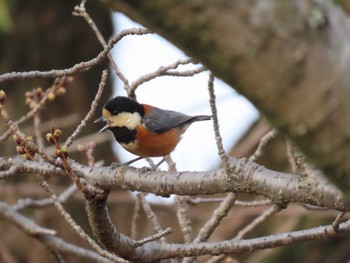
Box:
(0, 157), (345, 211)
(0, 201), (114, 263)
(0, 28), (150, 83)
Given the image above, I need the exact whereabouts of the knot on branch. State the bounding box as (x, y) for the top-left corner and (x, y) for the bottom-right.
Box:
(0, 157), (11, 170)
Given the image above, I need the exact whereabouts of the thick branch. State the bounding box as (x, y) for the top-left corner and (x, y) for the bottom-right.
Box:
(85, 191), (137, 259)
(149, 219), (350, 261)
(0, 157), (345, 211)
(104, 0), (350, 198)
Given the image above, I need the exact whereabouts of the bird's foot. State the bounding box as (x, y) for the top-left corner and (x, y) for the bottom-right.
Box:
(110, 162), (121, 169)
(141, 157), (166, 172)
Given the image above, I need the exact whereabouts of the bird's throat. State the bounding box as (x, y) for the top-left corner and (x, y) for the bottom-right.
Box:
(109, 126), (137, 144)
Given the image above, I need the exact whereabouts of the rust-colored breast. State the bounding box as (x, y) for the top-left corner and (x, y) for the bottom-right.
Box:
(126, 125), (181, 157)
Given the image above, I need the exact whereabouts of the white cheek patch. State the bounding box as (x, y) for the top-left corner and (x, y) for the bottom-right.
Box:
(110, 112), (141, 129)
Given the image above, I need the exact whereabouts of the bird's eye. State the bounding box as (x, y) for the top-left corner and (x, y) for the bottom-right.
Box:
(112, 110), (120, 115)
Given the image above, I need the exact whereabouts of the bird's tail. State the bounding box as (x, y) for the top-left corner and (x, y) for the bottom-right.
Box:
(192, 115), (212, 122)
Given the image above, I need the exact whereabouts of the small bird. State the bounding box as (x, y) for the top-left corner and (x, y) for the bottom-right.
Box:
(95, 96), (211, 164)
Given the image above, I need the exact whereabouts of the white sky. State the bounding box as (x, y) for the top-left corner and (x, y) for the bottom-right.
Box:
(109, 13), (259, 172)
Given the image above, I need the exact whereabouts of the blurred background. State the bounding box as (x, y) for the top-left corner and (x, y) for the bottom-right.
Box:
(0, 1), (349, 262)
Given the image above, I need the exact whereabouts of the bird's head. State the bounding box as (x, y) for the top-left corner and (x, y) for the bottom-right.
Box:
(95, 96), (144, 133)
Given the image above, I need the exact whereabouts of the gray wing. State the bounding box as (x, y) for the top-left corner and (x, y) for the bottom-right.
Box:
(142, 107), (194, 133)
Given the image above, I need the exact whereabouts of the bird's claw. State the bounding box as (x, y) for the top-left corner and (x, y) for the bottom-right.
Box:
(110, 162), (121, 169)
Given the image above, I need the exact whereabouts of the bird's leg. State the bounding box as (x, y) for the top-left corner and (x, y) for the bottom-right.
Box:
(152, 157), (166, 170)
(138, 157), (166, 172)
(122, 156), (144, 166)
(121, 156), (166, 171)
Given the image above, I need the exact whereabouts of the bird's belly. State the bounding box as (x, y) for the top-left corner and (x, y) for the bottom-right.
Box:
(122, 126), (180, 157)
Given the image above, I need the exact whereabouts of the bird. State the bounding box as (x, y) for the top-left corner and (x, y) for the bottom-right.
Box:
(95, 96), (211, 165)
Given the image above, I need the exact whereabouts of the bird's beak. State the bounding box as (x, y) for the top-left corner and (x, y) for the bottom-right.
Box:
(95, 116), (109, 133)
(94, 116), (104, 123)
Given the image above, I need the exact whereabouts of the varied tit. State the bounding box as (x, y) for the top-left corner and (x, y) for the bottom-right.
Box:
(95, 96), (211, 162)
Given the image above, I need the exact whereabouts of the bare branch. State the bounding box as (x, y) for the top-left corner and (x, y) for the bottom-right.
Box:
(249, 129), (278, 162)
(73, 3), (131, 89)
(64, 69), (108, 148)
(137, 193), (168, 244)
(0, 201), (113, 263)
(208, 204), (283, 263)
(147, 219), (350, 261)
(286, 141), (298, 173)
(0, 77), (72, 143)
(0, 157), (345, 211)
(38, 178), (125, 263)
(193, 193), (236, 244)
(130, 197), (141, 240)
(175, 196), (193, 243)
(13, 183), (77, 211)
(0, 28), (150, 83)
(332, 212), (347, 231)
(0, 99), (57, 165)
(207, 72), (229, 167)
(134, 228), (172, 247)
(234, 205), (282, 240)
(128, 58), (194, 98)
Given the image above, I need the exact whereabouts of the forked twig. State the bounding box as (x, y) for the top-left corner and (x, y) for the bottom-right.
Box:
(38, 178), (126, 263)
(73, 5), (131, 89)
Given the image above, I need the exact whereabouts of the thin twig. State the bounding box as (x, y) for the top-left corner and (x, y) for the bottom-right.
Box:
(0, 102), (56, 165)
(73, 5), (131, 90)
(134, 227), (172, 247)
(207, 72), (229, 168)
(0, 79), (67, 143)
(38, 178), (126, 263)
(128, 58), (193, 98)
(0, 200), (112, 263)
(130, 197), (141, 240)
(234, 205), (282, 240)
(168, 153), (193, 244)
(64, 69), (108, 148)
(77, 141), (97, 168)
(13, 183), (77, 211)
(176, 196), (193, 243)
(249, 129), (278, 162)
(332, 211), (347, 231)
(286, 141), (298, 173)
(193, 194), (237, 244)
(34, 114), (45, 149)
(137, 193), (167, 244)
(0, 28), (151, 83)
(208, 205), (283, 263)
(163, 66), (207, 77)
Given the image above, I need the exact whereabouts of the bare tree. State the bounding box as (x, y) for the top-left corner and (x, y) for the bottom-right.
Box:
(1, 1), (350, 262)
